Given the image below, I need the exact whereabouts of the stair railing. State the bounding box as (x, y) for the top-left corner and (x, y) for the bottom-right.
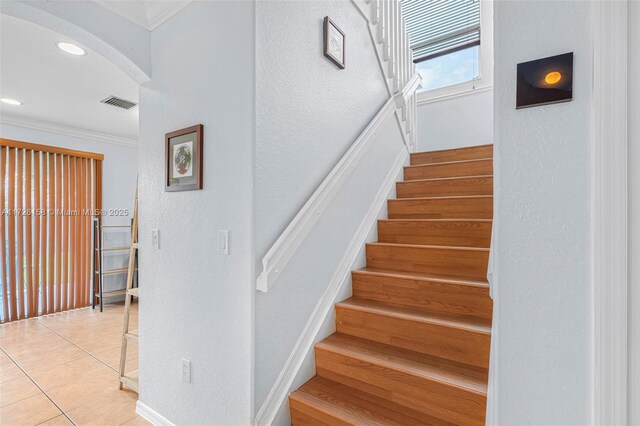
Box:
(256, 0), (421, 293)
(360, 0), (420, 151)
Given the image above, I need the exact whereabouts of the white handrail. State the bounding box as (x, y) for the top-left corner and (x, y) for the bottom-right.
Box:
(256, 0), (420, 292)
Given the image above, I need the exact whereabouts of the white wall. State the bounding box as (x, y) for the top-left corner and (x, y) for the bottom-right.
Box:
(493, 1), (591, 424)
(629, 1), (640, 423)
(255, 117), (405, 423)
(255, 0), (389, 271)
(136, 1), (254, 424)
(254, 0), (393, 416)
(417, 89), (493, 152)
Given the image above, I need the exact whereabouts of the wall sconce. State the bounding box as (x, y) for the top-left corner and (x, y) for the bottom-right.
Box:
(516, 52), (573, 109)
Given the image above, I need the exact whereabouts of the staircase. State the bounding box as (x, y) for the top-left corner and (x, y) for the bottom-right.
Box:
(289, 144), (494, 425)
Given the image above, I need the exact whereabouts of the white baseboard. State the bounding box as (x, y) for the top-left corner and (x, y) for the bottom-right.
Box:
(136, 401), (175, 426)
(255, 146), (408, 426)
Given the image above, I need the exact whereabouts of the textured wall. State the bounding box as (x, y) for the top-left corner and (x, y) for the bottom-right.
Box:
(137, 1), (254, 424)
(629, 1), (640, 423)
(416, 89), (493, 152)
(254, 117), (405, 421)
(254, 0), (400, 419)
(255, 0), (389, 269)
(493, 1), (591, 424)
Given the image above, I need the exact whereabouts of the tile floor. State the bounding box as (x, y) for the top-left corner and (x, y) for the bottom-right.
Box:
(0, 302), (148, 426)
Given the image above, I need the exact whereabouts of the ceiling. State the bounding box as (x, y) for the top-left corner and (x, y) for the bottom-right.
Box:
(94, 0), (193, 31)
(0, 14), (139, 141)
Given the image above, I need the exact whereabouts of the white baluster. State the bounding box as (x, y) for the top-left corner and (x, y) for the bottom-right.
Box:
(399, 8), (405, 87)
(372, 0), (380, 26)
(405, 96), (412, 135)
(378, 0), (385, 44)
(396, 2), (402, 90)
(389, 0), (395, 80)
(382, 1), (389, 61)
(412, 97), (418, 150)
(403, 18), (409, 86)
(386, 0), (393, 61)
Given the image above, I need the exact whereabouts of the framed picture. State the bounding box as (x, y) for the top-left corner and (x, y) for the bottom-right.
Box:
(516, 52), (573, 109)
(323, 16), (345, 69)
(165, 124), (203, 192)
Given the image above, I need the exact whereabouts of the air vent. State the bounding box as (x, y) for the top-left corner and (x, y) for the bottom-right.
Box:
(100, 96), (137, 110)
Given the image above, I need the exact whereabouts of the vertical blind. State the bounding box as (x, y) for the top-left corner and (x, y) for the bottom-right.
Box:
(0, 139), (102, 323)
(401, 0), (481, 62)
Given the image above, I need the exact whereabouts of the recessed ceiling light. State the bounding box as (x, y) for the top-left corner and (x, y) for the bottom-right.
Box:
(0, 98), (22, 106)
(56, 41), (86, 56)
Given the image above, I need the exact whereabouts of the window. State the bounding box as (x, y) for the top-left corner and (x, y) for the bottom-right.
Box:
(402, 0), (492, 95)
(416, 45), (479, 91)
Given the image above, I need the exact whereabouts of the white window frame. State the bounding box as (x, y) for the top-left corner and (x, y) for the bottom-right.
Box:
(416, 0), (493, 104)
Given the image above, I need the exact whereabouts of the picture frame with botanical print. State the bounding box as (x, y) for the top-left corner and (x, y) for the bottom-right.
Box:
(323, 16), (345, 69)
(165, 124), (203, 192)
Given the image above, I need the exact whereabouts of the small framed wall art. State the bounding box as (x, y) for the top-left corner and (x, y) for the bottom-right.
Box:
(516, 52), (574, 109)
(323, 16), (345, 69)
(165, 124), (203, 192)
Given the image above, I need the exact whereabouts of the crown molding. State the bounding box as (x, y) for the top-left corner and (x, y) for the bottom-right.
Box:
(144, 0), (193, 30)
(94, 0), (192, 31)
(0, 115), (138, 149)
(94, 0), (149, 29)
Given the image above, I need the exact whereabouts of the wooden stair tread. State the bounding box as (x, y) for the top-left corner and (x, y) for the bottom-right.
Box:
(398, 174), (493, 183)
(354, 267), (489, 287)
(405, 158), (492, 168)
(377, 219), (492, 247)
(336, 297), (492, 332)
(367, 241), (489, 253)
(390, 195), (493, 201)
(353, 267), (492, 320)
(290, 376), (444, 425)
(318, 333), (488, 394)
(397, 176), (493, 198)
(387, 196), (493, 220)
(404, 159), (493, 181)
(410, 144), (493, 165)
(379, 218), (492, 223)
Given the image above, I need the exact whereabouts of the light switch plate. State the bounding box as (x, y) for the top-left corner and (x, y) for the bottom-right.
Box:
(218, 230), (229, 255)
(151, 229), (160, 249)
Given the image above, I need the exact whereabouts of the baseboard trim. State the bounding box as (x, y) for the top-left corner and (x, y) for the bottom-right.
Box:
(255, 146), (408, 426)
(136, 401), (175, 426)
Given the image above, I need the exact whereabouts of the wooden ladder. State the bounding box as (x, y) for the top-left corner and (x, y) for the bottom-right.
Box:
(118, 185), (139, 392)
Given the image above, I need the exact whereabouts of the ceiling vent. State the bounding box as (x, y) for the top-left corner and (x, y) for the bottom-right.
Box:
(100, 96), (137, 110)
